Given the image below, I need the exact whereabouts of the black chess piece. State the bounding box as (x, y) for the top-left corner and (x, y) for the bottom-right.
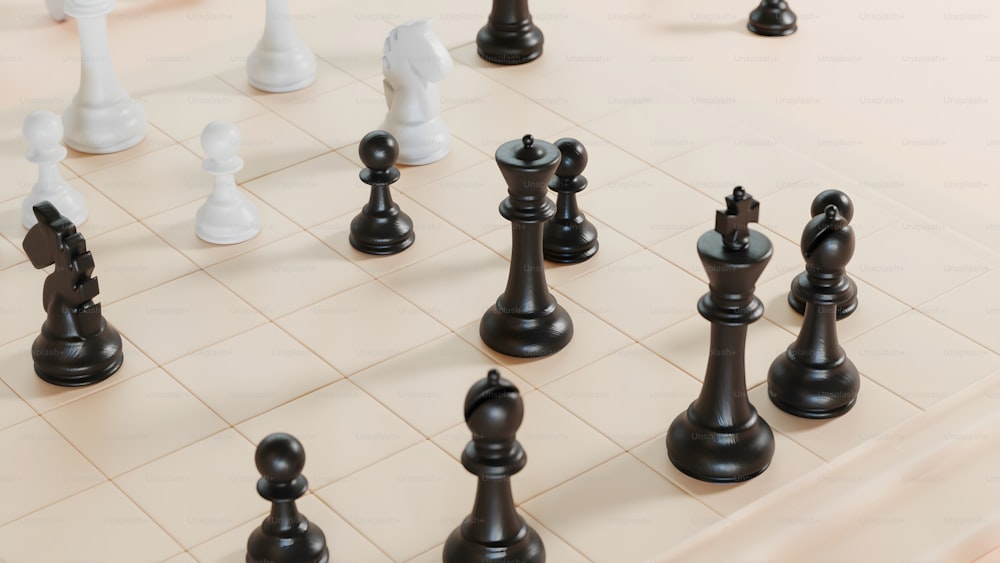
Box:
(665, 187), (775, 483)
(768, 204), (860, 419)
(748, 0), (797, 36)
(246, 433), (329, 563)
(543, 138), (598, 263)
(788, 189), (858, 319)
(477, 0), (543, 65)
(443, 369), (545, 563)
(22, 202), (123, 387)
(349, 130), (414, 255)
(480, 134), (573, 358)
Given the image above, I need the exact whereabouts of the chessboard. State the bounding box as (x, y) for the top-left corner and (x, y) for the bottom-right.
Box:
(1, 1), (999, 561)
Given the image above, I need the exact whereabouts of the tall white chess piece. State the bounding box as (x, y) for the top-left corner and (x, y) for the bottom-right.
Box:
(247, 0), (317, 92)
(195, 121), (261, 245)
(62, 0), (146, 154)
(21, 111), (87, 228)
(379, 19), (453, 166)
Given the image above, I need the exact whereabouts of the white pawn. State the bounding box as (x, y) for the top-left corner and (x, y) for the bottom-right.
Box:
(247, 0), (317, 93)
(195, 121), (261, 245)
(47, 0), (66, 22)
(62, 0), (146, 154)
(379, 19), (453, 166)
(21, 111), (88, 229)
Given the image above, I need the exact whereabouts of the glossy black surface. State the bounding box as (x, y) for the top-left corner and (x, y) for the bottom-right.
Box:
(543, 138), (598, 264)
(666, 187), (775, 483)
(477, 0), (543, 65)
(22, 202), (123, 387)
(748, 0), (797, 36)
(788, 189), (858, 319)
(349, 130), (414, 255)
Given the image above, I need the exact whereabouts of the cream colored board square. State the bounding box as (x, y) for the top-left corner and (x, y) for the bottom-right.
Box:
(44, 369), (227, 477)
(215, 58), (356, 113)
(314, 441), (472, 562)
(748, 376), (921, 461)
(455, 292), (634, 388)
(920, 270), (1000, 354)
(0, 333), (154, 414)
(182, 112), (330, 184)
(114, 429), (261, 549)
(542, 344), (703, 450)
(522, 453), (721, 563)
(477, 218), (645, 288)
(548, 125), (651, 192)
(0, 417), (104, 525)
(206, 231), (372, 320)
(433, 391), (624, 504)
(305, 16), (394, 80)
(242, 152), (371, 229)
(759, 182), (899, 244)
(189, 494), (391, 563)
(0, 379), (33, 431)
(0, 233), (25, 270)
(162, 553), (197, 563)
(0, 481), (182, 563)
(0, 177), (134, 245)
(382, 3), (490, 51)
(141, 194), (299, 269)
(352, 333), (529, 437)
(642, 316), (794, 389)
(557, 250), (705, 340)
(336, 135), (491, 195)
(82, 144), (206, 219)
(632, 430), (826, 516)
(657, 136), (838, 200)
(269, 81), (386, 151)
(851, 225), (993, 307)
(88, 221), (199, 304)
(140, 74), (268, 142)
(442, 89), (574, 158)
(62, 125), (175, 177)
(381, 240), (509, 329)
(759, 271), (911, 343)
(404, 160), (512, 238)
(581, 167), (718, 247)
(276, 280), (449, 376)
(309, 198), (470, 279)
(236, 379), (423, 487)
(0, 261), (46, 346)
(850, 310), (1000, 408)
(584, 101), (730, 164)
(105, 271), (267, 364)
(165, 323), (343, 425)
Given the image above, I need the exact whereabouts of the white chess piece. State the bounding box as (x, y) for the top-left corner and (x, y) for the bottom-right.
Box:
(46, 0), (66, 22)
(246, 0), (317, 93)
(195, 121), (261, 245)
(21, 111), (88, 229)
(62, 0), (146, 154)
(379, 19), (453, 166)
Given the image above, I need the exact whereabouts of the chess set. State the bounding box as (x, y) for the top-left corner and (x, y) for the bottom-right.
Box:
(0, 0), (998, 562)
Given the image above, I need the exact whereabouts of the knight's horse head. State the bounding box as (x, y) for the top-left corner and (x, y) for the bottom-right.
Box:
(23, 202), (76, 270)
(383, 19), (454, 89)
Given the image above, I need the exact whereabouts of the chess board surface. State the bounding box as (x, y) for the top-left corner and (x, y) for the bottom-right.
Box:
(1, 1), (999, 562)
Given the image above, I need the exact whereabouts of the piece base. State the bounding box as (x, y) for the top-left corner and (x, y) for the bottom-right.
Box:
(476, 26), (543, 65)
(480, 303), (573, 358)
(665, 409), (775, 483)
(349, 211), (414, 255)
(767, 355), (861, 419)
(443, 524), (545, 563)
(32, 327), (124, 387)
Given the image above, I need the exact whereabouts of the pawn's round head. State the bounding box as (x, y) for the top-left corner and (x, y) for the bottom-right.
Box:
(255, 433), (306, 483)
(464, 370), (523, 442)
(553, 137), (588, 178)
(359, 130), (399, 171)
(23, 110), (63, 150)
(810, 189), (853, 223)
(200, 120), (241, 161)
(802, 204), (855, 273)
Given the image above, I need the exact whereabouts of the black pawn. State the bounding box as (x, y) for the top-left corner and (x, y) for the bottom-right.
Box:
(748, 0), (797, 36)
(788, 189), (858, 319)
(444, 369), (545, 563)
(768, 205), (860, 418)
(477, 0), (543, 65)
(246, 433), (329, 563)
(349, 130), (414, 255)
(22, 202), (123, 387)
(543, 138), (598, 263)
(481, 134), (573, 358)
(666, 187), (775, 483)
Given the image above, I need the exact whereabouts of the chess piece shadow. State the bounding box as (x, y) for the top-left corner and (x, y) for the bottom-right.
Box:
(22, 202), (123, 386)
(380, 19), (453, 165)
